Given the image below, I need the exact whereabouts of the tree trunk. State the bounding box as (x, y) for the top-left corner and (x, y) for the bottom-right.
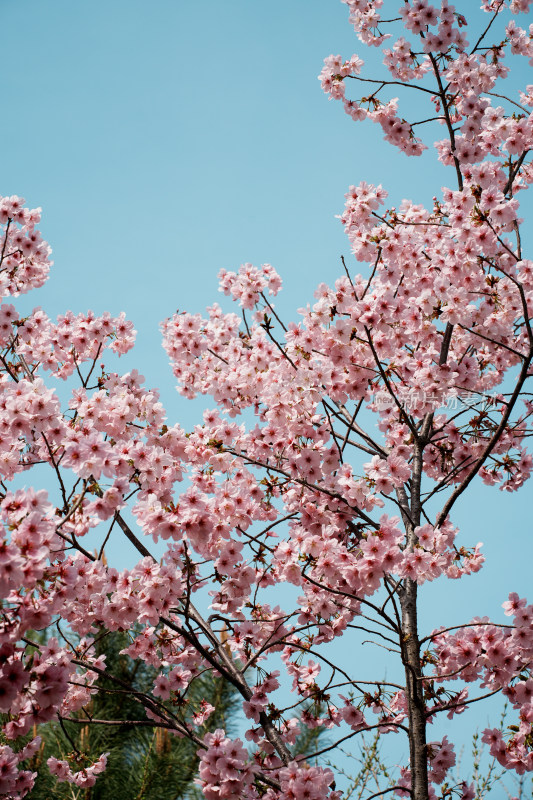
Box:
(401, 433), (429, 800)
(401, 577), (429, 800)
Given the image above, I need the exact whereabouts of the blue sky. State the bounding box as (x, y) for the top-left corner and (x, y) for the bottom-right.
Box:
(4, 0), (533, 786)
(4, 0), (448, 376)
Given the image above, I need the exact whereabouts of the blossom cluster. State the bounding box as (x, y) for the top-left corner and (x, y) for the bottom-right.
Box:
(0, 738), (41, 799)
(47, 753), (109, 788)
(196, 730), (258, 800)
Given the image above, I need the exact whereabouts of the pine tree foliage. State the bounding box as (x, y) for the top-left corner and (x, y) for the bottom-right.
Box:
(19, 627), (330, 799)
(24, 627), (240, 800)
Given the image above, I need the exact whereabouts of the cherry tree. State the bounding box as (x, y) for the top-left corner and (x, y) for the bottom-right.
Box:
(1, 1), (533, 799)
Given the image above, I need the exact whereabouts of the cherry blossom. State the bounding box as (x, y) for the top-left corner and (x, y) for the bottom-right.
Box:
(1, 2), (533, 800)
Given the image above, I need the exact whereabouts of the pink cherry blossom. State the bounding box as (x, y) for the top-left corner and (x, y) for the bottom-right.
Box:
(1, 3), (533, 799)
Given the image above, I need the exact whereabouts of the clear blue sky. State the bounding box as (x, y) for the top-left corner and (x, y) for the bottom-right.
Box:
(4, 0), (532, 787)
